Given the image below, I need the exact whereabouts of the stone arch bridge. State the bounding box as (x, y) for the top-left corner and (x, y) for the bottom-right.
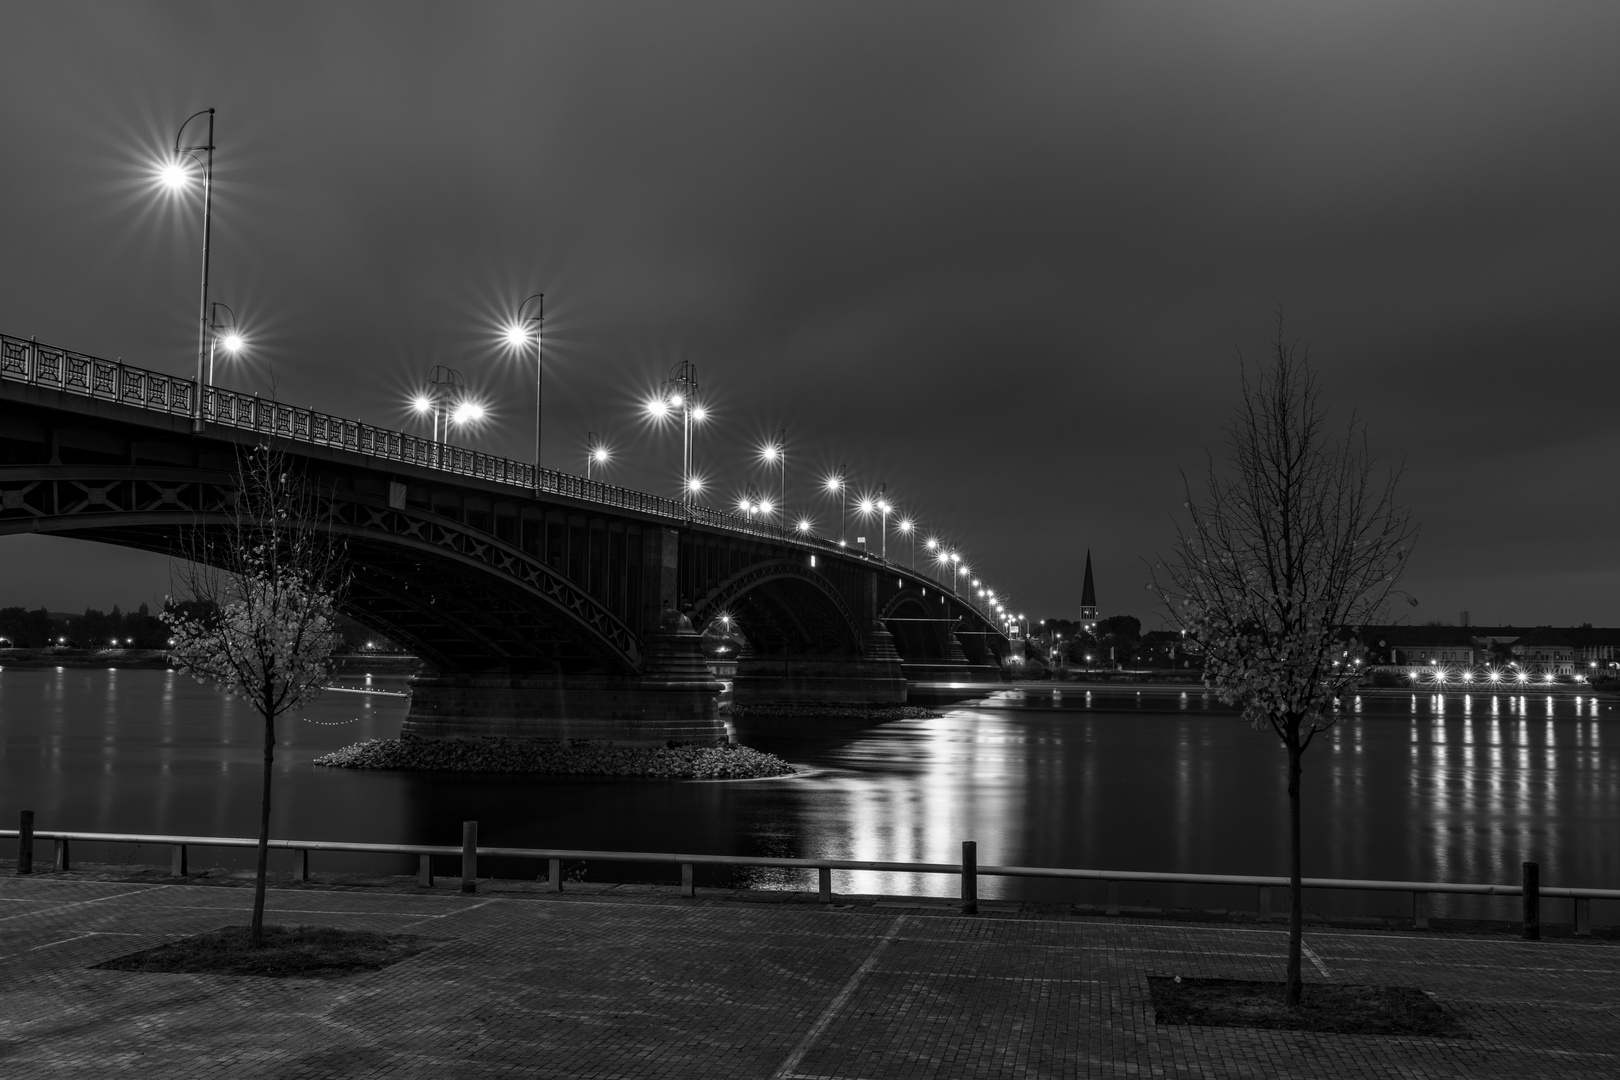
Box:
(0, 334), (1008, 744)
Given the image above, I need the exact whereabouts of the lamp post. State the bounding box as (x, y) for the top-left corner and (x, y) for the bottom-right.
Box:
(165, 108), (215, 431)
(503, 294), (544, 491)
(649, 361), (703, 504)
(448, 398), (486, 448)
(926, 537), (941, 581)
(824, 473), (846, 544)
(206, 301), (243, 389)
(761, 433), (785, 525)
(586, 432), (610, 481)
(898, 518), (916, 569)
(875, 484), (890, 561)
(411, 365), (466, 466)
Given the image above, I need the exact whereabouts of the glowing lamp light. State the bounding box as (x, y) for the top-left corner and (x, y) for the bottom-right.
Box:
(761, 444), (782, 463)
(686, 477), (704, 495)
(411, 395), (433, 414)
(502, 323), (530, 348)
(795, 518), (812, 533)
(858, 498), (875, 514)
(926, 537), (939, 550)
(452, 401), (485, 424)
(221, 332), (244, 353)
(898, 518), (914, 534)
(646, 397), (671, 419)
(757, 499), (774, 515)
(690, 405), (708, 422)
(824, 475), (843, 493)
(159, 159), (189, 189)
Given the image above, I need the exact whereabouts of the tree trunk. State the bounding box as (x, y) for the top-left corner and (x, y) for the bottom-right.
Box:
(1285, 715), (1304, 1008)
(251, 700), (276, 946)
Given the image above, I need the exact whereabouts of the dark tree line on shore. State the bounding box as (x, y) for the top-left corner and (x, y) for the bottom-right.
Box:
(0, 603), (397, 653)
(0, 604), (173, 649)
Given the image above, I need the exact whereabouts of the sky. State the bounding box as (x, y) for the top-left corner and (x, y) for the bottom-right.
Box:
(1, 1), (1616, 628)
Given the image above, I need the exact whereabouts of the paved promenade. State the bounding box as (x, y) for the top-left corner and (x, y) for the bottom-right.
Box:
(1, 870), (1616, 1078)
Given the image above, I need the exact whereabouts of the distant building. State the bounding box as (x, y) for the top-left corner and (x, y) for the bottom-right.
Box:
(1512, 628), (1620, 676)
(1080, 549), (1097, 632)
(1368, 626), (1483, 667)
(1360, 624), (1620, 678)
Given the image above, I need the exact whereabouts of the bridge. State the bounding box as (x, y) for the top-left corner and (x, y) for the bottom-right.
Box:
(0, 333), (1010, 744)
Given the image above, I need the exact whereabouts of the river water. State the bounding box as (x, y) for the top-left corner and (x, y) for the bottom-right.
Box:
(2, 667), (1617, 924)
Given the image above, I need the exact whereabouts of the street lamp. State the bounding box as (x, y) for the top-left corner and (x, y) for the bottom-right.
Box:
(648, 361), (704, 504)
(164, 108), (215, 431)
(206, 301), (242, 391)
(586, 432), (610, 481)
(823, 473), (846, 543)
(898, 518), (916, 569)
(411, 365), (466, 464)
(502, 293), (544, 490)
(761, 433), (785, 524)
(874, 485), (890, 561)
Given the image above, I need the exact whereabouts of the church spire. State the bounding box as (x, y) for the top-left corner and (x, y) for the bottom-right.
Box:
(1080, 549), (1098, 629)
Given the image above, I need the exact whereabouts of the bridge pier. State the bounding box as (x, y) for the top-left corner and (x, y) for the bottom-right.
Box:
(730, 569), (907, 705)
(731, 629), (908, 705)
(401, 610), (726, 746)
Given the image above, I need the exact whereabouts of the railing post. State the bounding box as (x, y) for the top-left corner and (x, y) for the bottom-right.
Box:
(171, 844), (187, 877)
(1257, 886), (1271, 922)
(461, 821), (478, 894)
(1522, 861), (1540, 941)
(55, 838), (70, 872)
(1105, 880), (1121, 916)
(548, 858), (562, 892)
(16, 810), (34, 875)
(1575, 897), (1592, 937)
(1412, 890), (1429, 930)
(818, 866), (833, 903)
(291, 848), (309, 883)
(680, 862), (695, 898)
(961, 840), (978, 915)
(417, 855), (434, 887)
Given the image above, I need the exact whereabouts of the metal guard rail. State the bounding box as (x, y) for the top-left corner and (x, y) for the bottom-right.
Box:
(0, 333), (999, 623)
(7, 829), (1617, 922)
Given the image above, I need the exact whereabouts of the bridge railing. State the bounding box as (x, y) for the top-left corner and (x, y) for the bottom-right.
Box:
(1, 332), (1002, 627)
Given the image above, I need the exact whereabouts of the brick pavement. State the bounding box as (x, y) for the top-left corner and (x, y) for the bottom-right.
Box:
(0, 872), (1616, 1078)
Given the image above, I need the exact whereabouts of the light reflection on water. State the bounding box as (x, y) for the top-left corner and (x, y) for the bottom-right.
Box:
(1, 670), (1617, 925)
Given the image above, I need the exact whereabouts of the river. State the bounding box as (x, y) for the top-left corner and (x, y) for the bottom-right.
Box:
(2, 666), (1616, 924)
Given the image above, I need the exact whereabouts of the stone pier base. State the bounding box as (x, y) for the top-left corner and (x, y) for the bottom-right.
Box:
(732, 628), (907, 705)
(401, 611), (726, 746)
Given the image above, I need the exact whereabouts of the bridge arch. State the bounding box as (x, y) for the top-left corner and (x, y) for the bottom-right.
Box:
(689, 559), (862, 658)
(0, 467), (641, 674)
(879, 588), (958, 663)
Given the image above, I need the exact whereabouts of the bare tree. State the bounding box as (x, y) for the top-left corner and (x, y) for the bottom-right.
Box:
(164, 443), (346, 945)
(1154, 321), (1415, 1007)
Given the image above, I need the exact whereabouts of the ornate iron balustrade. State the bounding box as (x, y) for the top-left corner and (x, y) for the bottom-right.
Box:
(0, 332), (1002, 617)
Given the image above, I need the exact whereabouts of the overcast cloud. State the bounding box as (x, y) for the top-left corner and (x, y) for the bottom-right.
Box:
(2, 1), (1616, 626)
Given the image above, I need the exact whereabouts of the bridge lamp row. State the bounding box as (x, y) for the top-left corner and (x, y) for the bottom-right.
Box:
(737, 497), (775, 515)
(645, 393), (709, 421)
